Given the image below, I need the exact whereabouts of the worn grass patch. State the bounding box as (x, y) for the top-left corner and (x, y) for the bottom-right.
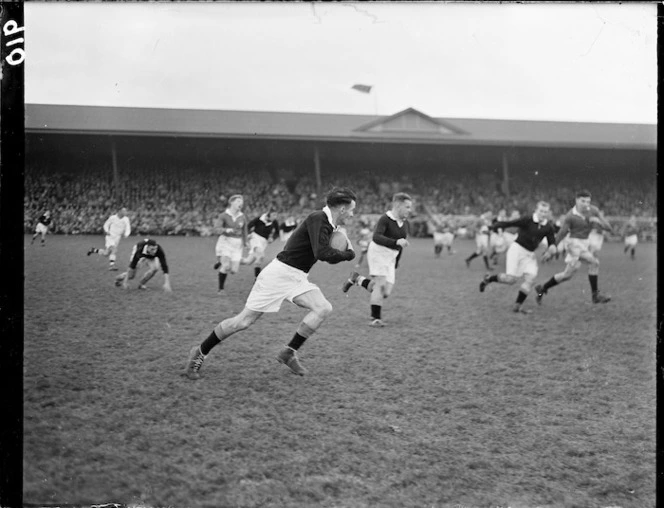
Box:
(23, 235), (656, 508)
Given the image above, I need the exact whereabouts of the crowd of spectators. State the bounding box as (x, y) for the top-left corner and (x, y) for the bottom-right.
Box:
(24, 163), (656, 240)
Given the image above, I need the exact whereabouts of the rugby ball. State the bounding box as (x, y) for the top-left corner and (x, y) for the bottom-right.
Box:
(330, 231), (348, 250)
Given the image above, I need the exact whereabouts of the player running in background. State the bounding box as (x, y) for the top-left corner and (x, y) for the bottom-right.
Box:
(87, 207), (131, 270)
(114, 238), (172, 292)
(433, 222), (455, 257)
(342, 193), (412, 327)
(534, 190), (613, 304)
(30, 210), (53, 246)
(241, 211), (280, 278)
(214, 195), (248, 293)
(183, 187), (357, 379)
(355, 224), (373, 267)
(279, 216), (298, 242)
(622, 215), (639, 260)
(488, 209), (509, 266)
(479, 201), (557, 313)
(465, 212), (493, 270)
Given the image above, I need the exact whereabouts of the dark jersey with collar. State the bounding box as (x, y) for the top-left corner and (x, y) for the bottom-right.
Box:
(248, 216), (280, 241)
(373, 213), (410, 268)
(37, 214), (52, 226)
(491, 216), (556, 252)
(276, 210), (354, 273)
(280, 220), (298, 233)
(129, 240), (169, 274)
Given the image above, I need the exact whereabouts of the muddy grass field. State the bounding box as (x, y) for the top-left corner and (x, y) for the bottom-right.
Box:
(23, 235), (656, 508)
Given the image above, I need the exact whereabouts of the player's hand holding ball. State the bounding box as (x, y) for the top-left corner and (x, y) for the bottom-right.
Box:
(396, 238), (409, 248)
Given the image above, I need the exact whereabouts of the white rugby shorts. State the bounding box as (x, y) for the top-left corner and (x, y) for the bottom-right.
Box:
(35, 223), (48, 235)
(245, 259), (319, 313)
(105, 234), (122, 250)
(433, 232), (454, 247)
(475, 233), (489, 251)
(248, 233), (268, 255)
(588, 230), (604, 252)
(505, 242), (538, 278)
(565, 237), (593, 267)
(368, 241), (398, 284)
(215, 235), (243, 262)
(624, 234), (638, 247)
(489, 232), (507, 253)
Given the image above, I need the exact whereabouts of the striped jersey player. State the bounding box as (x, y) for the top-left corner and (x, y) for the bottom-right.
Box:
(214, 195), (248, 292)
(535, 190), (612, 304)
(342, 192), (412, 327)
(479, 201), (557, 313)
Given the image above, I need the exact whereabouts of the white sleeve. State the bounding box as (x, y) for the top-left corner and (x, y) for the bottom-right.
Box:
(103, 216), (112, 234)
(124, 217), (131, 237)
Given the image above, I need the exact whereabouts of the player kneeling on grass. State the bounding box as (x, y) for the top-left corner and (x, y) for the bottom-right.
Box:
(184, 187), (357, 380)
(342, 193), (412, 327)
(479, 201), (557, 314)
(114, 238), (172, 292)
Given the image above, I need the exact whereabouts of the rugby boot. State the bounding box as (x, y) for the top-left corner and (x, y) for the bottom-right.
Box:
(277, 347), (306, 376)
(592, 292), (611, 304)
(370, 318), (385, 327)
(342, 271), (360, 293)
(534, 285), (545, 305)
(184, 346), (205, 380)
(479, 274), (491, 293)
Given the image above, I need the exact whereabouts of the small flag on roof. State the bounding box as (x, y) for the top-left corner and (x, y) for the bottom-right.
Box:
(351, 84), (373, 94)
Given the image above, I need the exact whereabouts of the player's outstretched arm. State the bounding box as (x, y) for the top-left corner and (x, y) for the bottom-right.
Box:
(163, 274), (172, 292)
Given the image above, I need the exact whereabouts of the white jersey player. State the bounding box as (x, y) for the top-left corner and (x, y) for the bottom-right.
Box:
(87, 207), (131, 270)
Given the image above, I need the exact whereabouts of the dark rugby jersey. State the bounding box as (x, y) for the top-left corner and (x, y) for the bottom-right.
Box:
(276, 210), (354, 273)
(491, 215), (556, 252)
(37, 214), (52, 226)
(372, 212), (410, 268)
(280, 221), (298, 233)
(248, 216), (280, 241)
(129, 240), (169, 274)
(372, 213), (409, 249)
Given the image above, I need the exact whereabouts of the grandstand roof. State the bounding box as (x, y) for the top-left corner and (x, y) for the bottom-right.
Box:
(26, 103), (656, 150)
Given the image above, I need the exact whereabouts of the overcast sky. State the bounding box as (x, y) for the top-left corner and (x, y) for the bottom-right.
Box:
(25, 2), (657, 124)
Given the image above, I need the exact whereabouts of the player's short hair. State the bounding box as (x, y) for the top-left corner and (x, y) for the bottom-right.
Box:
(576, 190), (592, 199)
(326, 187), (357, 208)
(393, 192), (413, 204)
(536, 201), (551, 209)
(229, 194), (243, 203)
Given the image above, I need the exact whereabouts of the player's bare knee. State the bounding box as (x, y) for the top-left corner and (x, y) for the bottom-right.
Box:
(315, 300), (334, 319)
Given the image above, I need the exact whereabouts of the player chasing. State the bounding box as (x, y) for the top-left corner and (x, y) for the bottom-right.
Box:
(355, 224), (372, 267)
(183, 187), (357, 380)
(87, 207), (131, 270)
(213, 195), (247, 293)
(114, 238), (172, 292)
(465, 212), (493, 270)
(479, 201), (557, 314)
(279, 216), (298, 242)
(342, 193), (412, 327)
(534, 190), (612, 305)
(622, 215), (639, 260)
(241, 210), (280, 278)
(30, 210), (53, 246)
